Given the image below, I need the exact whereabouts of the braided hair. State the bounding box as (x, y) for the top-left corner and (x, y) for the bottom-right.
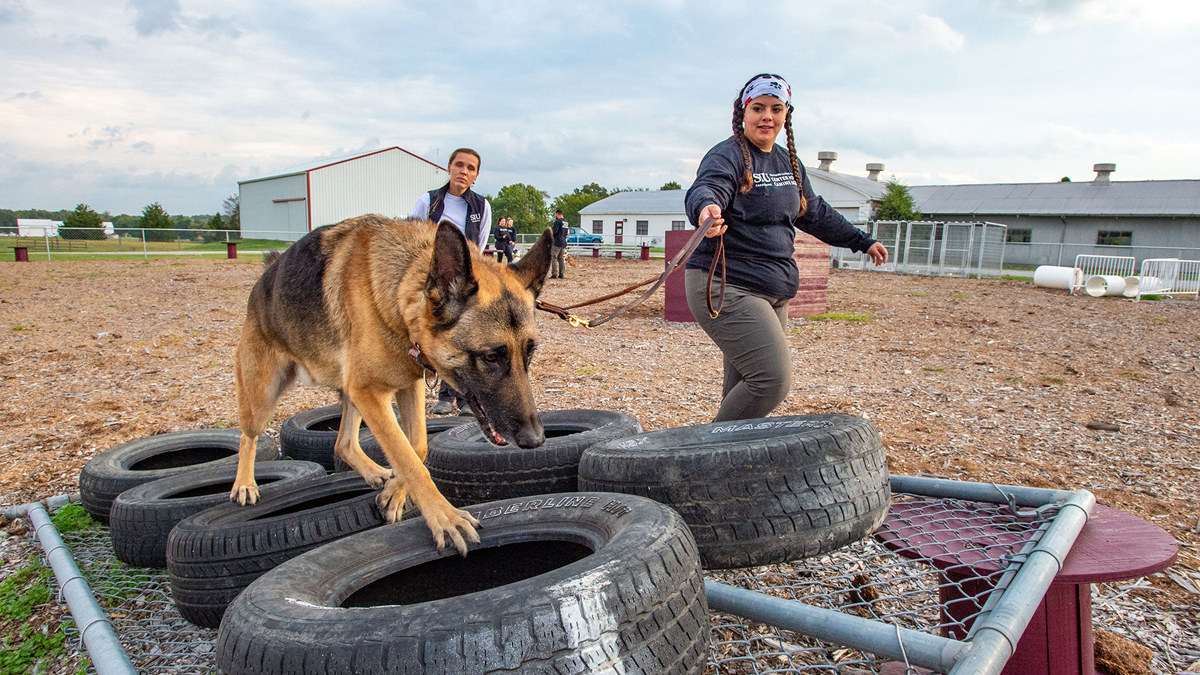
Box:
(733, 74), (807, 217)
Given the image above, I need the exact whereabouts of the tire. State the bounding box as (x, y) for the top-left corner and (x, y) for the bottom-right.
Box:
(109, 460), (325, 568)
(578, 414), (890, 569)
(331, 416), (474, 474)
(215, 492), (709, 675)
(78, 429), (278, 524)
(425, 409), (642, 507)
(279, 405), (396, 470)
(166, 472), (387, 628)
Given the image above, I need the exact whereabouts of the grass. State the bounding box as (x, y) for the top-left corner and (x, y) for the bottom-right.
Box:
(923, 367), (945, 372)
(1043, 376), (1065, 385)
(0, 561), (69, 675)
(10, 325), (26, 331)
(50, 504), (98, 534)
(806, 312), (870, 322)
(1004, 376), (1024, 383)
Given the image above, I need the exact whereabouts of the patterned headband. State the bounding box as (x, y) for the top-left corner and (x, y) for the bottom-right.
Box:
(741, 75), (791, 108)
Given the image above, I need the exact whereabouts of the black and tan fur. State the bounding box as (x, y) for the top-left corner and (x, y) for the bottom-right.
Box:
(232, 216), (553, 554)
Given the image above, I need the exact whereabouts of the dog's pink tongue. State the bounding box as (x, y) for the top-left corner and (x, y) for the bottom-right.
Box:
(488, 422), (507, 446)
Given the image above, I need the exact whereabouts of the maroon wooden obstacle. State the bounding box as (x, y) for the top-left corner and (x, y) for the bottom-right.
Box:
(663, 229), (832, 323)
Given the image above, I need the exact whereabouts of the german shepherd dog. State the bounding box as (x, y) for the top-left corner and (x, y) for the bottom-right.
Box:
(231, 216), (552, 554)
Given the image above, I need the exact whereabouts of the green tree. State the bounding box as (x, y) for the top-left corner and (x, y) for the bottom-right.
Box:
(492, 183), (550, 234)
(659, 181), (682, 190)
(200, 213), (226, 243)
(874, 179), (922, 221)
(551, 183), (612, 228)
(140, 202), (174, 242)
(62, 203), (106, 240)
(223, 194), (240, 233)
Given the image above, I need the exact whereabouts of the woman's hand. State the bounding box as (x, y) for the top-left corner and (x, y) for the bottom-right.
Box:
(699, 204), (726, 238)
(866, 242), (888, 266)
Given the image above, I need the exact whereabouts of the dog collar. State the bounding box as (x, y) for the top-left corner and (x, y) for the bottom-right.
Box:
(408, 341), (436, 374)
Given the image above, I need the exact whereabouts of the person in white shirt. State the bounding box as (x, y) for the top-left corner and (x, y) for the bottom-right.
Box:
(412, 147), (491, 416)
(410, 148), (491, 249)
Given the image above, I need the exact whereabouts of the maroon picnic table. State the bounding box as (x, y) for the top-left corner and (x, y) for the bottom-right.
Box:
(876, 500), (1177, 675)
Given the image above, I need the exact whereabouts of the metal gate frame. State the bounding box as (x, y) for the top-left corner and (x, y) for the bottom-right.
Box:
(706, 475), (1093, 675)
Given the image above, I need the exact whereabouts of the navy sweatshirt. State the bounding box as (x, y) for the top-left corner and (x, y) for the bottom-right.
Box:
(685, 137), (876, 299)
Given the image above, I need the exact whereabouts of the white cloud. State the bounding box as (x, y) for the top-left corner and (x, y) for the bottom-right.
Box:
(1, 0), (1199, 214)
(914, 14), (965, 51)
(994, 0), (1200, 31)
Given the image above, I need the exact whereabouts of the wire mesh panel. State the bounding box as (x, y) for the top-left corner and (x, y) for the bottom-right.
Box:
(901, 222), (938, 275)
(48, 527), (218, 674)
(871, 221), (903, 273)
(974, 223), (1007, 279)
(41, 491), (1083, 675)
(940, 223), (975, 277)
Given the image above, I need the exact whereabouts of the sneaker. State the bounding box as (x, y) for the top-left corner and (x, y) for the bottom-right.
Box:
(458, 404), (472, 416)
(430, 401), (452, 415)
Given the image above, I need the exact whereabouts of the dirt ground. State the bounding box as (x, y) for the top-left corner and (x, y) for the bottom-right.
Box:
(1, 255), (1198, 669)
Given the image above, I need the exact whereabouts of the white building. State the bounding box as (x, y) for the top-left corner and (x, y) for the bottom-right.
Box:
(238, 147), (449, 241)
(577, 152), (886, 246)
(17, 219), (62, 236)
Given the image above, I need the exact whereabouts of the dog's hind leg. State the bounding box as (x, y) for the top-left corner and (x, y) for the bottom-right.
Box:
(232, 332), (295, 505)
(333, 391), (391, 488)
(394, 380), (428, 462)
(351, 384), (480, 555)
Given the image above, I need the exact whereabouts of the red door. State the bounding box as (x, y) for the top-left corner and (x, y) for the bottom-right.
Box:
(615, 221), (624, 244)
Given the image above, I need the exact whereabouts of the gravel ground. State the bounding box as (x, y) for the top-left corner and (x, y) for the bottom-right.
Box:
(1, 255), (1197, 672)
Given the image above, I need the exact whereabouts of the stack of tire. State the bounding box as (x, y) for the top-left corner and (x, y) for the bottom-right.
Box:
(78, 408), (889, 675)
(576, 414), (891, 570)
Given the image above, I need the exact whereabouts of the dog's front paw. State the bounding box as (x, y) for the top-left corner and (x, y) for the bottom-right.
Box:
(359, 462), (392, 490)
(376, 477), (409, 523)
(421, 502), (481, 557)
(230, 482), (259, 506)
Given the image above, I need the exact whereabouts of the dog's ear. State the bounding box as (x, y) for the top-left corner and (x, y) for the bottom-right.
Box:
(507, 228), (554, 298)
(425, 220), (479, 322)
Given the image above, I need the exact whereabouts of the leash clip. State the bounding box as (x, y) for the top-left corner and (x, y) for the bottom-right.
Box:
(409, 342), (440, 395)
(567, 315), (592, 329)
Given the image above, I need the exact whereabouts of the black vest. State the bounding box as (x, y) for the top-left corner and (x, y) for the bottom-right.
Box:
(427, 184), (487, 245)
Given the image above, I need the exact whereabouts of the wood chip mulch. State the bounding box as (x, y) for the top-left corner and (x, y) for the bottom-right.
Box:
(1, 255), (1197, 672)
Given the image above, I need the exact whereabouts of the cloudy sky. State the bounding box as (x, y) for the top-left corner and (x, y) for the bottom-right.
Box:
(2, 0), (1198, 216)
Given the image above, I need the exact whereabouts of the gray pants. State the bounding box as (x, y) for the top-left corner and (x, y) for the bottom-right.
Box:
(685, 269), (792, 422)
(550, 245), (566, 277)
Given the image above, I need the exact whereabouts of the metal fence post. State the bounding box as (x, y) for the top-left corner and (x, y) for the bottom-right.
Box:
(45, 231), (51, 261)
(141, 229), (147, 261)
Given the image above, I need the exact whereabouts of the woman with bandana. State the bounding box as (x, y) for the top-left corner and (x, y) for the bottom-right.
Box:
(685, 73), (888, 422)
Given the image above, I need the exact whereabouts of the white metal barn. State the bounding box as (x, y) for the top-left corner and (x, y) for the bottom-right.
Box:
(239, 147), (449, 241)
(16, 219), (62, 236)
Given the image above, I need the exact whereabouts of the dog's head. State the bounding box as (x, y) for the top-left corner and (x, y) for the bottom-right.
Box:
(421, 221), (553, 448)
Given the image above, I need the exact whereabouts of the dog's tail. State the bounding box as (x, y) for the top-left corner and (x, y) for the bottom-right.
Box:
(262, 250), (283, 268)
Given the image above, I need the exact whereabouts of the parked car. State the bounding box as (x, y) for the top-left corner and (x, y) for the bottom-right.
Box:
(567, 228), (603, 245)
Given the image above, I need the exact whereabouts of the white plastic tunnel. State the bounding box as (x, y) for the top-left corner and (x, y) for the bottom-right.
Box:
(1033, 266), (1083, 290)
(1084, 275), (1127, 297)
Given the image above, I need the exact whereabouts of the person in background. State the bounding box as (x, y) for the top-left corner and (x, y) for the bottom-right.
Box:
(494, 217), (515, 263)
(685, 73), (887, 423)
(411, 147), (491, 415)
(549, 209), (568, 279)
(410, 148), (491, 249)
